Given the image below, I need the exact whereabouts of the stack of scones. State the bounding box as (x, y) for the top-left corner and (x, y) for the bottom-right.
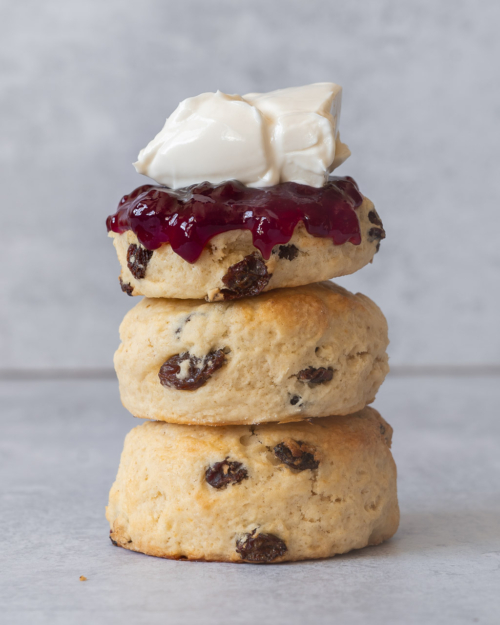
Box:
(105, 83), (399, 563)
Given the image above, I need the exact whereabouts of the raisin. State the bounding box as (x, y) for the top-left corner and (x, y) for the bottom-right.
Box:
(205, 458), (248, 489)
(277, 244), (299, 261)
(367, 227), (386, 243)
(368, 209), (383, 227)
(220, 252), (271, 300)
(236, 530), (287, 563)
(274, 439), (319, 471)
(109, 531), (118, 547)
(127, 243), (154, 279)
(296, 366), (334, 384)
(175, 314), (192, 335)
(119, 277), (134, 296)
(379, 422), (391, 445)
(290, 395), (301, 406)
(158, 349), (227, 390)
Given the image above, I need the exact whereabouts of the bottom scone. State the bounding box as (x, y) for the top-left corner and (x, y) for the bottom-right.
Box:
(106, 406), (399, 563)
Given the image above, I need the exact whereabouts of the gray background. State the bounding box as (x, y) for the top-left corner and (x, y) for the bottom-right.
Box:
(1, 0), (499, 369)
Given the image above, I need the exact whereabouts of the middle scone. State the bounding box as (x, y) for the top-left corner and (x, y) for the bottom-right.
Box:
(115, 281), (389, 425)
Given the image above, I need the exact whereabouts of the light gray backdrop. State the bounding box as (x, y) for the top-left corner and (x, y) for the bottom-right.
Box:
(1, 0), (499, 369)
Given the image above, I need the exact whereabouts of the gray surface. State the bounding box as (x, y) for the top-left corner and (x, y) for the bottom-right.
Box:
(1, 0), (499, 368)
(1, 375), (499, 624)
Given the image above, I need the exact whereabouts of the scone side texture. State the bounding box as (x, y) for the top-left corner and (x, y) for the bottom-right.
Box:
(106, 406), (399, 563)
(114, 281), (390, 425)
(111, 195), (383, 300)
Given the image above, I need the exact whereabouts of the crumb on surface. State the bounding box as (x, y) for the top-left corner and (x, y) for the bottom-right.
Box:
(79, 575), (87, 581)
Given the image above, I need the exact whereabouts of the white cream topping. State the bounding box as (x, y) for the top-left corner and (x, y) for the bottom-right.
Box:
(134, 83), (350, 189)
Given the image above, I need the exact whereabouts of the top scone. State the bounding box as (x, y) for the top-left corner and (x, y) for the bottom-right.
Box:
(107, 84), (385, 301)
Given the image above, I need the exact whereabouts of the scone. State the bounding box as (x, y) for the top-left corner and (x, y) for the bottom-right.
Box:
(107, 406), (399, 563)
(114, 281), (389, 425)
(107, 178), (385, 301)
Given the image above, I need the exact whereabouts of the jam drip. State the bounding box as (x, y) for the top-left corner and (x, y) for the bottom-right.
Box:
(106, 177), (363, 264)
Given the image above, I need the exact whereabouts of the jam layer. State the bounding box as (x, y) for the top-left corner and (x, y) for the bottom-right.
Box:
(106, 177), (363, 264)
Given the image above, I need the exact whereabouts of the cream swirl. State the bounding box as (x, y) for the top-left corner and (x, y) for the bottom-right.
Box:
(134, 83), (350, 189)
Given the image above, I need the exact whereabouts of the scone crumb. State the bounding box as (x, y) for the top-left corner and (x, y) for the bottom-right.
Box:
(79, 576), (87, 582)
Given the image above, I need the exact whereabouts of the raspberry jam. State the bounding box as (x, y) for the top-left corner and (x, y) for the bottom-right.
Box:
(106, 177), (363, 264)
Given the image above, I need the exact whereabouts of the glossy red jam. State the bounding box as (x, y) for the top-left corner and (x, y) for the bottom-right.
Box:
(106, 177), (363, 264)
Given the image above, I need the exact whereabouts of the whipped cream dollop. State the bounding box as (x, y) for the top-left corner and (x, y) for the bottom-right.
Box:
(134, 83), (350, 189)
